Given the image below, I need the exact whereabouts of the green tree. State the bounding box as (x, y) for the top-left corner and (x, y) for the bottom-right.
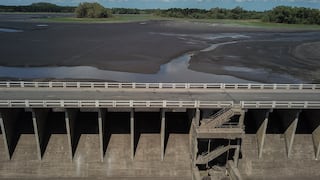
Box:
(75, 2), (111, 18)
(264, 6), (320, 25)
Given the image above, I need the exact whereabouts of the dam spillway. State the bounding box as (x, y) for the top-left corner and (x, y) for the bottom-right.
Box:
(0, 81), (320, 179)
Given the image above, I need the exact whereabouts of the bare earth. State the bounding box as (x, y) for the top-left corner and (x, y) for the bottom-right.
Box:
(0, 14), (320, 83)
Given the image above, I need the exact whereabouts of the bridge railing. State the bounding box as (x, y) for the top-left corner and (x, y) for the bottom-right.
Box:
(0, 81), (320, 90)
(1, 100), (320, 109)
(241, 101), (320, 109)
(0, 100), (234, 108)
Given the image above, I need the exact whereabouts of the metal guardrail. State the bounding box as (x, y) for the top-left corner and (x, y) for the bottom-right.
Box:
(0, 100), (319, 109)
(1, 81), (320, 90)
(0, 100), (234, 108)
(241, 101), (320, 109)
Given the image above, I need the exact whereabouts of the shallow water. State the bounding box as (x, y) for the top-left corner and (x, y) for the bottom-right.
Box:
(0, 53), (252, 83)
(0, 28), (23, 32)
(0, 33), (305, 83)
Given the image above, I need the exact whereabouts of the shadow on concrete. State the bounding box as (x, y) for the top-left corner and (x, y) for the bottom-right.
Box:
(244, 109), (270, 134)
(40, 112), (67, 157)
(103, 112), (130, 156)
(267, 109), (300, 134)
(72, 112), (99, 156)
(12, 111), (33, 158)
(164, 112), (191, 156)
(297, 110), (320, 134)
(134, 112), (161, 157)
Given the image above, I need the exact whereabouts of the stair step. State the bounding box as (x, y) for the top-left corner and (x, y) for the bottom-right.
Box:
(196, 145), (239, 164)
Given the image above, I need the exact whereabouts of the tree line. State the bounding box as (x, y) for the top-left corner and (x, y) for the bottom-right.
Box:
(0, 2), (75, 13)
(157, 6), (320, 25)
(263, 6), (320, 25)
(0, 2), (319, 25)
(156, 7), (264, 20)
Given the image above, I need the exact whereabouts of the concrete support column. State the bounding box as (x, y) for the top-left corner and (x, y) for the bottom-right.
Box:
(31, 108), (50, 160)
(192, 135), (198, 167)
(206, 139), (211, 168)
(65, 109), (78, 161)
(238, 110), (246, 129)
(0, 109), (22, 160)
(312, 125), (320, 160)
(130, 108), (134, 160)
(233, 139), (241, 167)
(160, 108), (165, 160)
(195, 108), (200, 127)
(98, 108), (107, 162)
(256, 111), (269, 159)
(189, 121), (197, 163)
(284, 111), (300, 158)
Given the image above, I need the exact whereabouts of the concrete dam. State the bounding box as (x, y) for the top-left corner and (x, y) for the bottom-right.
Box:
(0, 81), (320, 179)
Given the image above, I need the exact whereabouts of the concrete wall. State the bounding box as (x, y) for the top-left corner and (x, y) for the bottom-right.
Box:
(1, 107), (320, 179)
(0, 108), (192, 179)
(240, 109), (320, 179)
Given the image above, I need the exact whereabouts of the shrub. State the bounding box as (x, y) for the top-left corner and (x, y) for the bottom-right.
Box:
(75, 2), (111, 18)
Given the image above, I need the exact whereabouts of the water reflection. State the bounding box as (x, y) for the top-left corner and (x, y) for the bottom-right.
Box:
(0, 53), (252, 83)
(0, 33), (305, 83)
(0, 28), (23, 33)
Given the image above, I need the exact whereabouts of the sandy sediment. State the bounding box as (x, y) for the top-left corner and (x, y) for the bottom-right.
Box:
(1, 15), (320, 83)
(189, 37), (320, 83)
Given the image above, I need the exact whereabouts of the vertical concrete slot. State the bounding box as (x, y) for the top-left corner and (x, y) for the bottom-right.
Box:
(38, 110), (68, 162)
(298, 110), (320, 160)
(160, 109), (165, 160)
(73, 110), (100, 162)
(244, 109), (270, 158)
(65, 109), (78, 160)
(165, 112), (191, 170)
(104, 111), (130, 166)
(267, 109), (300, 158)
(31, 108), (50, 160)
(283, 110), (300, 158)
(134, 111), (161, 161)
(11, 110), (37, 160)
(0, 111), (5, 160)
(98, 108), (107, 162)
(130, 109), (134, 160)
(0, 109), (24, 159)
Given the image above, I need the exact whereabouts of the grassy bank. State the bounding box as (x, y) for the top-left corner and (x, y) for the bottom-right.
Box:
(40, 14), (320, 29)
(41, 14), (167, 23)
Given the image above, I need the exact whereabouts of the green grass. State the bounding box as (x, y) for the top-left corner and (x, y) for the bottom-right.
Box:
(41, 14), (168, 23)
(223, 19), (320, 29)
(179, 18), (320, 29)
(40, 14), (320, 29)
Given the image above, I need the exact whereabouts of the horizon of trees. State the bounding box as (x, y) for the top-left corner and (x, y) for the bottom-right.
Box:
(156, 7), (265, 20)
(0, 2), (75, 13)
(0, 2), (319, 24)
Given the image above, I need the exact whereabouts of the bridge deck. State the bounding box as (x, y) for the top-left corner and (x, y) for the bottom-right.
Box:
(0, 88), (319, 101)
(0, 87), (319, 109)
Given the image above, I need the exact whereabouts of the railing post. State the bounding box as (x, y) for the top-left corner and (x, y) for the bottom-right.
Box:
(130, 108), (135, 160)
(161, 109), (165, 160)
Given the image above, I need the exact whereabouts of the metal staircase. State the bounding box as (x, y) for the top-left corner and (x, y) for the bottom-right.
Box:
(200, 108), (236, 128)
(196, 145), (239, 164)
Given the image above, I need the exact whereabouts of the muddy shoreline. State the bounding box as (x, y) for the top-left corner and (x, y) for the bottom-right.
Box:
(1, 14), (320, 83)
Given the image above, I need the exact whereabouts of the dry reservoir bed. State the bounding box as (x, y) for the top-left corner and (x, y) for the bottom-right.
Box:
(0, 15), (320, 83)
